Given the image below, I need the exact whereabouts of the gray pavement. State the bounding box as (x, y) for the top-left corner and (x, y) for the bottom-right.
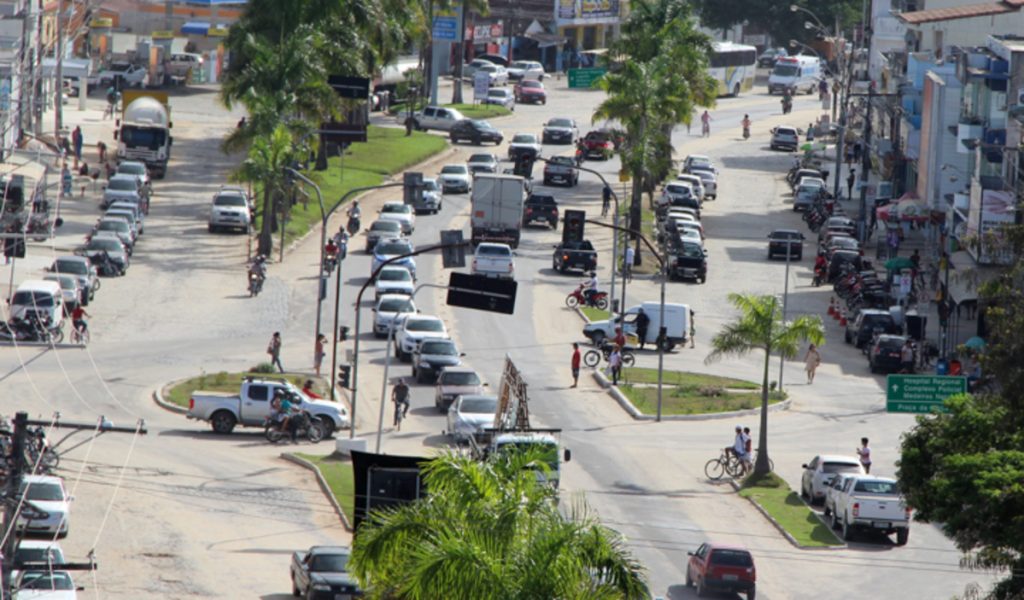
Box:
(0, 79), (999, 599)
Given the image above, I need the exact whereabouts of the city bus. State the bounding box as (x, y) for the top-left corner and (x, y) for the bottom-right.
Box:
(709, 42), (758, 97)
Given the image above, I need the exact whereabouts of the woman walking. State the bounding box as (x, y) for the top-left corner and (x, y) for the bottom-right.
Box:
(608, 344), (623, 385)
(804, 343), (821, 383)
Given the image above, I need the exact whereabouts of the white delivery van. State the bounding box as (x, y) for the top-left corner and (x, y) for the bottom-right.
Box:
(582, 302), (690, 351)
(9, 280), (64, 327)
(768, 55), (821, 94)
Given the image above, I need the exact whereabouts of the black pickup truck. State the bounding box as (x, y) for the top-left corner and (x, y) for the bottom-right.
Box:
(523, 194), (558, 229)
(552, 239), (598, 273)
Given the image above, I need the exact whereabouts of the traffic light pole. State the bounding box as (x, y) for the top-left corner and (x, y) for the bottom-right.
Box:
(1, 413), (146, 599)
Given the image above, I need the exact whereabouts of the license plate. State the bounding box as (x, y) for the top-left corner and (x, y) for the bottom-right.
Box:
(723, 574), (738, 581)
(873, 522), (891, 529)
(334, 595), (353, 600)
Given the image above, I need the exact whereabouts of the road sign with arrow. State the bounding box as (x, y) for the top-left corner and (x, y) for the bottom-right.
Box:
(886, 374), (967, 414)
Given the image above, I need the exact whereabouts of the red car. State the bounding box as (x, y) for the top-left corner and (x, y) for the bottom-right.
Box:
(686, 542), (756, 599)
(581, 130), (616, 159)
(514, 79), (546, 104)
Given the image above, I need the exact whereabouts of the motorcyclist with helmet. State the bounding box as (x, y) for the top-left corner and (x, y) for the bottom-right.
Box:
(346, 201), (362, 235)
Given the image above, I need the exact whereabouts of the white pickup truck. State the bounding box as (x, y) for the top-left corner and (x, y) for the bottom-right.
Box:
(824, 475), (911, 545)
(186, 378), (349, 436)
(470, 242), (515, 279)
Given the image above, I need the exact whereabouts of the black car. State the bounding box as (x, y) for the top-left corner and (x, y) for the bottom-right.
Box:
(542, 117), (578, 144)
(523, 194), (558, 228)
(868, 334), (909, 373)
(827, 250), (862, 283)
(668, 240), (707, 283)
(845, 309), (900, 348)
(552, 239), (597, 273)
(450, 119), (503, 145)
(412, 339), (464, 383)
(767, 229), (804, 260)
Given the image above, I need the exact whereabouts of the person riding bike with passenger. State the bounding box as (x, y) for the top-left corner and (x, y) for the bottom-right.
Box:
(271, 389), (297, 438)
(724, 426), (750, 475)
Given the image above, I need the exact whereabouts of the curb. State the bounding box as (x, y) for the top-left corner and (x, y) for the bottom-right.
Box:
(592, 369), (793, 421)
(281, 146), (458, 258)
(152, 378), (190, 414)
(281, 452), (353, 532)
(729, 479), (846, 551)
(573, 305), (589, 323)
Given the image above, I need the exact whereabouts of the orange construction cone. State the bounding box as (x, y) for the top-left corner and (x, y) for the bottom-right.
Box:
(828, 297), (836, 317)
(839, 308), (847, 327)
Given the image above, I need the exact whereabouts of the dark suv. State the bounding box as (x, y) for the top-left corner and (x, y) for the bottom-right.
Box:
(523, 194), (558, 228)
(868, 334), (909, 373)
(668, 240), (708, 283)
(687, 543), (756, 599)
(449, 119), (503, 145)
(767, 229), (804, 260)
(846, 309), (900, 348)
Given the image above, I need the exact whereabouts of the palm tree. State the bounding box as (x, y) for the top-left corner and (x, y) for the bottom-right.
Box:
(350, 450), (649, 599)
(231, 124), (299, 255)
(705, 294), (825, 476)
(594, 0), (717, 258)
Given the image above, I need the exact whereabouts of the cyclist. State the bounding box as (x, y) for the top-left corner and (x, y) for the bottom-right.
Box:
(742, 427), (754, 474)
(70, 305), (90, 341)
(725, 426), (746, 466)
(700, 110), (712, 137)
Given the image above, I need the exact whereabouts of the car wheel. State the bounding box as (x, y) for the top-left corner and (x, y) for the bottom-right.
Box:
(841, 516), (855, 541)
(896, 528), (909, 546)
(844, 331), (852, 344)
(473, 136), (481, 145)
(208, 224), (215, 233)
(210, 411), (236, 434)
(591, 332), (605, 347)
(800, 481), (809, 500)
(696, 578), (707, 597)
(830, 509), (840, 530)
(748, 585), (756, 600)
(685, 566), (693, 587)
(317, 416), (335, 438)
(543, 177), (551, 185)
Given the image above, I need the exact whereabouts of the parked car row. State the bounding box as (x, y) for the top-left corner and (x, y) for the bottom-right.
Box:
(10, 473), (81, 598)
(657, 154), (719, 284)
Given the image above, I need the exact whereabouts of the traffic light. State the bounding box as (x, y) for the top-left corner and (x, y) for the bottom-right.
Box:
(513, 154), (535, 179)
(563, 209), (585, 244)
(403, 171), (423, 206)
(440, 230), (466, 268)
(3, 237), (24, 258)
(338, 364), (352, 389)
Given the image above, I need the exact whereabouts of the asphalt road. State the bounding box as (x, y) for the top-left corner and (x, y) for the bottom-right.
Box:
(0, 78), (999, 599)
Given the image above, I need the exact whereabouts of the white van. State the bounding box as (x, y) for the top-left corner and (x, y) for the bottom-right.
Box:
(768, 55), (821, 94)
(582, 302), (690, 350)
(9, 280), (64, 327)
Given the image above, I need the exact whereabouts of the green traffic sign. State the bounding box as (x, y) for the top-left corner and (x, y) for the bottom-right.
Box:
(886, 375), (967, 414)
(568, 67), (607, 89)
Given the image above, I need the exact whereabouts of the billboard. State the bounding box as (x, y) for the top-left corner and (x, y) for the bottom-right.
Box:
(965, 188), (1015, 264)
(556, 0), (620, 22)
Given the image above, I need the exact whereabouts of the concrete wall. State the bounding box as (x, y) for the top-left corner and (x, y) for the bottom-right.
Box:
(911, 13), (1024, 59)
(918, 70), (965, 209)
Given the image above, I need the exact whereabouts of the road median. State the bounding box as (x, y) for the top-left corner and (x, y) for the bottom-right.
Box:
(735, 472), (843, 549)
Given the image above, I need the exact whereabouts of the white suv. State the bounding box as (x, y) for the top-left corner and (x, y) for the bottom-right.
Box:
(209, 187), (252, 233)
(393, 315), (448, 361)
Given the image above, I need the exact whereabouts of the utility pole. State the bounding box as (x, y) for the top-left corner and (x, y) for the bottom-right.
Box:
(53, 0), (63, 136)
(1, 413), (147, 599)
(857, 86), (874, 242)
(451, 0), (467, 104)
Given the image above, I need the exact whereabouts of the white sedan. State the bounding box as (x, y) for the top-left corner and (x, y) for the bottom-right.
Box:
(16, 475), (70, 538)
(508, 60), (545, 81)
(800, 455), (865, 504)
(14, 570), (79, 599)
(374, 265), (415, 301)
(393, 315), (449, 361)
(439, 164), (471, 194)
(478, 63), (509, 86)
(447, 394), (499, 443)
(378, 202), (415, 234)
(373, 294), (416, 338)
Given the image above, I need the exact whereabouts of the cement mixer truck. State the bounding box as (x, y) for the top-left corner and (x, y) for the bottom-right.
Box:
(115, 90), (173, 178)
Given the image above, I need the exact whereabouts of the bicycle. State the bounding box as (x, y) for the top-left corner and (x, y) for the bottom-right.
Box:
(70, 322), (90, 345)
(394, 400), (409, 431)
(704, 449), (774, 481)
(583, 342), (636, 368)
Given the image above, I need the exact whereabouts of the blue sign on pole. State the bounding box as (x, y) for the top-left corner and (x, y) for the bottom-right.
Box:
(433, 16), (458, 41)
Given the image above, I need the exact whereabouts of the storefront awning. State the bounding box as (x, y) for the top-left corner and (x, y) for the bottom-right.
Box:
(947, 250), (1004, 304)
(526, 32), (567, 48)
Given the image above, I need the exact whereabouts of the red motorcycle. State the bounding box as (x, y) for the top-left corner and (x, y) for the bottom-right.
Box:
(565, 284), (609, 310)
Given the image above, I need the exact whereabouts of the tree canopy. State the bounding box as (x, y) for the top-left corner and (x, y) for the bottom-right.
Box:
(694, 0), (864, 50)
(349, 450), (649, 599)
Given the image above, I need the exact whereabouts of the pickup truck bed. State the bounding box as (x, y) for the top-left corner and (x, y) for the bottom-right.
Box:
(826, 476), (910, 545)
(523, 194), (558, 228)
(552, 239), (597, 273)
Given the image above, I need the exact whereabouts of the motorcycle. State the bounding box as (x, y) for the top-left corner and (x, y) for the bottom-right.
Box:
(248, 272), (264, 297)
(0, 314), (63, 344)
(742, 126), (750, 140)
(89, 251), (123, 277)
(323, 246), (339, 273)
(264, 411), (323, 444)
(346, 215), (361, 236)
(565, 284), (609, 310)
(782, 97), (792, 114)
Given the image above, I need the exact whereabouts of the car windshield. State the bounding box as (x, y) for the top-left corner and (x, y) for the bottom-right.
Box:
(776, 128), (797, 136)
(771, 231), (801, 240)
(511, 61), (531, 69)
(549, 156), (573, 166)
(822, 461), (862, 474)
(379, 298), (413, 313)
(423, 179), (440, 192)
(878, 337), (905, 350)
(14, 546), (64, 565)
(45, 276), (75, 290)
(55, 260), (87, 275)
(831, 237), (858, 249)
(420, 340), (457, 355)
(88, 238), (122, 252)
(11, 291), (54, 307)
(379, 268), (411, 282)
(371, 221), (401, 232)
(471, 120), (494, 130)
(547, 118), (573, 127)
(512, 134), (537, 143)
(564, 240), (594, 251)
(854, 480), (899, 494)
(460, 397), (497, 414)
(688, 156), (711, 167)
(106, 212), (135, 224)
(18, 571), (74, 590)
(381, 204), (410, 215)
(442, 372), (481, 386)
(487, 90), (507, 98)
(98, 220), (128, 232)
(521, 80), (542, 89)
(773, 64), (799, 76)
(680, 243), (704, 259)
(469, 154), (494, 164)
(480, 65), (496, 72)
(118, 163), (145, 175)
(310, 553), (349, 572)
(108, 179), (136, 191)
(407, 319), (443, 332)
(441, 165), (467, 174)
(376, 241), (412, 255)
(666, 184), (690, 195)
(214, 195), (247, 207)
(710, 550), (754, 567)
(695, 170), (715, 181)
(22, 482), (64, 501)
(477, 245), (511, 256)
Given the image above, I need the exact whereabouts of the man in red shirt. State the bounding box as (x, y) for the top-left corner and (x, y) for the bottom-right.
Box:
(71, 305), (90, 333)
(613, 326), (627, 349)
(301, 380), (322, 399)
(571, 343), (581, 388)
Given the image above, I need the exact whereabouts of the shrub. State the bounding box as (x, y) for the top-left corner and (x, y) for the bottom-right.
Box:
(250, 362), (276, 374)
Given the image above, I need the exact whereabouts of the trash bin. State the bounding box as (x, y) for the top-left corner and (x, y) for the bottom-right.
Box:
(935, 359), (948, 376)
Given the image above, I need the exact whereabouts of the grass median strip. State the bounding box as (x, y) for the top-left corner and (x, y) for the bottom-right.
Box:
(256, 125), (447, 248)
(615, 368), (776, 416)
(739, 472), (842, 547)
(163, 371), (322, 408)
(446, 103), (512, 119)
(580, 306), (609, 322)
(296, 453), (356, 526)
